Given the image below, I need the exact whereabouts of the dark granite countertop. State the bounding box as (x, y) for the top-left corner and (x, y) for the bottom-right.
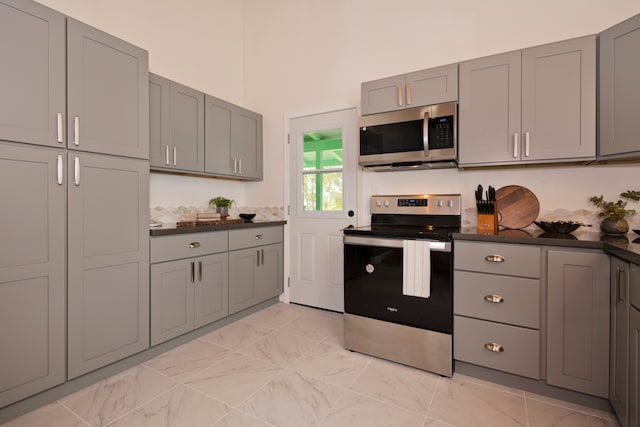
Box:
(453, 227), (640, 265)
(149, 220), (287, 237)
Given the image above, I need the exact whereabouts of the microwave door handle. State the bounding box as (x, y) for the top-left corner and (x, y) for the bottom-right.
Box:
(423, 110), (430, 154)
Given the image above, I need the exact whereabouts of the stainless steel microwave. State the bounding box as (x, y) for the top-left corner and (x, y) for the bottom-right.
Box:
(358, 102), (457, 171)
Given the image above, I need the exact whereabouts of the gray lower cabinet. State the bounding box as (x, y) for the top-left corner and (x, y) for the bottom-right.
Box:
(149, 73), (204, 172)
(0, 143), (65, 408)
(453, 241), (541, 379)
(0, 0), (65, 148)
(150, 231), (229, 346)
(204, 95), (263, 180)
(630, 301), (640, 427)
(67, 153), (150, 379)
(546, 249), (610, 398)
(599, 13), (640, 160)
(229, 227), (284, 314)
(459, 36), (595, 166)
(67, 18), (149, 159)
(360, 64), (458, 115)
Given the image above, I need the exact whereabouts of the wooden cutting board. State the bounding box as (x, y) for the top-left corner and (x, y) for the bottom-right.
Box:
(495, 185), (540, 229)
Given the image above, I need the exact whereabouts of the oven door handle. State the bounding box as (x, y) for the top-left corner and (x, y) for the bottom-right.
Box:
(344, 236), (451, 252)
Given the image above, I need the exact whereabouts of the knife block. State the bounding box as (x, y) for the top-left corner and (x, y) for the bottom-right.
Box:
(477, 208), (498, 234)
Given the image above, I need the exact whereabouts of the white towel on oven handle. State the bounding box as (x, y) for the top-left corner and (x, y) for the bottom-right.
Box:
(402, 240), (431, 299)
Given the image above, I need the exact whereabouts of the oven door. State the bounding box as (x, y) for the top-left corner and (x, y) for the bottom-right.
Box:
(343, 235), (452, 334)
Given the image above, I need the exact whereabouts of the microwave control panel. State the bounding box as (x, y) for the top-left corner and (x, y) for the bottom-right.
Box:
(428, 115), (455, 150)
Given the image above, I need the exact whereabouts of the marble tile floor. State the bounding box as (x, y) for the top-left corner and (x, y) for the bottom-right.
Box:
(2, 303), (620, 427)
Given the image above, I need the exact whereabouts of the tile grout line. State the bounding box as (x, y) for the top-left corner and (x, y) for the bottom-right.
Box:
(54, 400), (93, 427)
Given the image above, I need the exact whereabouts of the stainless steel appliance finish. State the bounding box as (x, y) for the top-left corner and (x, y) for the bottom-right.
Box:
(358, 102), (457, 171)
(343, 194), (461, 377)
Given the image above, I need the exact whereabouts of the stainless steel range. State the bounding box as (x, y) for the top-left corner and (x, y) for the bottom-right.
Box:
(343, 194), (461, 377)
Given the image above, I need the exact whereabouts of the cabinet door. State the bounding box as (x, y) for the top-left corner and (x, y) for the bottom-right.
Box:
(405, 64), (458, 107)
(0, 0), (65, 148)
(67, 18), (149, 159)
(67, 153), (150, 379)
(361, 74), (406, 115)
(611, 257), (631, 426)
(599, 14), (640, 159)
(195, 253), (229, 328)
(255, 243), (283, 301)
(150, 259), (194, 346)
(630, 305), (640, 427)
(204, 94), (234, 176)
(547, 250), (609, 398)
(521, 36), (596, 162)
(149, 73), (171, 168)
(0, 143), (65, 407)
(232, 106), (263, 180)
(458, 51), (522, 166)
(228, 248), (258, 314)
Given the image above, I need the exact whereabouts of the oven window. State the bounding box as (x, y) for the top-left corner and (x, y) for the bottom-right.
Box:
(302, 128), (343, 211)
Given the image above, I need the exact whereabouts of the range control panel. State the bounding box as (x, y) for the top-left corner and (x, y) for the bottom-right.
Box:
(370, 194), (461, 216)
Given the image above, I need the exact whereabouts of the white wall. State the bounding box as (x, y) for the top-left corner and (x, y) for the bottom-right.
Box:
(243, 0), (640, 225)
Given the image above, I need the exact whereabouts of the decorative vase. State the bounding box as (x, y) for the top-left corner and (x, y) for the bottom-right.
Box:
(600, 217), (629, 234)
(216, 206), (229, 216)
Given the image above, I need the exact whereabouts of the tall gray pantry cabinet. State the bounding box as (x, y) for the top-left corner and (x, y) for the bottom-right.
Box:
(0, 0), (150, 408)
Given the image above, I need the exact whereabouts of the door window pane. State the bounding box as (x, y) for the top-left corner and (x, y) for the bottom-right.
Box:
(302, 128), (343, 211)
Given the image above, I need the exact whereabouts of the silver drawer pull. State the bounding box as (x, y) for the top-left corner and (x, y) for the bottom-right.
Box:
(484, 294), (504, 303)
(189, 242), (201, 248)
(484, 254), (505, 262)
(255, 234), (264, 240)
(484, 342), (504, 353)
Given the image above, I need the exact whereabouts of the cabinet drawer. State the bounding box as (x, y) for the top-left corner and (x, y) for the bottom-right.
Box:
(454, 315), (540, 379)
(229, 226), (283, 250)
(454, 271), (540, 328)
(454, 241), (541, 278)
(151, 231), (228, 263)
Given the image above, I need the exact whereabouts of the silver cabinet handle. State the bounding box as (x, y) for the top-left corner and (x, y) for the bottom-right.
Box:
(513, 133), (518, 158)
(484, 294), (504, 303)
(232, 157), (237, 173)
(165, 145), (170, 166)
(261, 249), (264, 266)
(190, 261), (195, 283)
(485, 342), (504, 353)
(173, 146), (177, 166)
(406, 83), (411, 105)
(524, 132), (530, 157)
(616, 266), (627, 303)
(57, 154), (64, 185)
(256, 250), (260, 267)
(238, 157), (242, 174)
(255, 234), (264, 240)
(397, 85), (403, 106)
(73, 116), (80, 146)
(74, 157), (80, 186)
(484, 255), (505, 262)
(57, 112), (64, 143)
(189, 242), (200, 248)
(198, 261), (202, 282)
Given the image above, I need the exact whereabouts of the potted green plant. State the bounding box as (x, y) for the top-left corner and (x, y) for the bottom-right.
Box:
(209, 196), (234, 216)
(590, 190), (640, 234)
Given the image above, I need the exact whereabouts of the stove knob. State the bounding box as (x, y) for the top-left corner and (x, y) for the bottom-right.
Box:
(447, 199), (454, 208)
(384, 200), (390, 207)
(375, 200), (382, 207)
(437, 200), (443, 207)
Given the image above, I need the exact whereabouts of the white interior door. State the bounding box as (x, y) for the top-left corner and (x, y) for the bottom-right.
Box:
(288, 108), (357, 312)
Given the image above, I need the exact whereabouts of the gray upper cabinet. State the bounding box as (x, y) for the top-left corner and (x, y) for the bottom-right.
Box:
(599, 13), (640, 160)
(67, 18), (149, 159)
(0, 0), (65, 148)
(361, 64), (458, 115)
(67, 153), (150, 379)
(610, 257), (631, 427)
(0, 142), (66, 408)
(205, 95), (263, 180)
(459, 36), (596, 167)
(149, 73), (204, 172)
(546, 249), (609, 398)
